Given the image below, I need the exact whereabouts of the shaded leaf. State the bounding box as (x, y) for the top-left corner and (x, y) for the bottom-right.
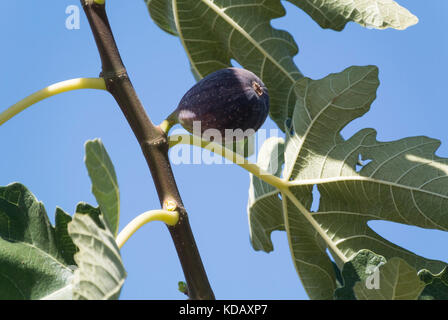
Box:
(418, 267), (448, 300)
(248, 137), (285, 252)
(75, 202), (104, 229)
(146, 0), (303, 131)
(145, 0), (418, 128)
(334, 250), (386, 300)
(248, 65), (448, 299)
(85, 139), (120, 236)
(354, 257), (425, 300)
(249, 137), (337, 299)
(55, 207), (77, 266)
(332, 261), (344, 288)
(0, 183), (73, 300)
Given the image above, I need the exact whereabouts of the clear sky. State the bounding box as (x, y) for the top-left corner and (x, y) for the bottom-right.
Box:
(0, 1), (447, 300)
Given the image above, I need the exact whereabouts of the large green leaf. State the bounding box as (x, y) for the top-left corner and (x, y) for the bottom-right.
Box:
(0, 183), (74, 300)
(145, 0), (418, 129)
(249, 136), (338, 299)
(354, 257), (425, 300)
(249, 136), (337, 299)
(418, 267), (448, 300)
(248, 65), (448, 299)
(146, 0), (303, 130)
(68, 211), (126, 300)
(287, 0), (418, 31)
(248, 137), (285, 252)
(334, 249), (386, 300)
(0, 183), (126, 300)
(85, 139), (120, 236)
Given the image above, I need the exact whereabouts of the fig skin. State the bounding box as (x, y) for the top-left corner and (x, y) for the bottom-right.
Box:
(175, 67), (269, 142)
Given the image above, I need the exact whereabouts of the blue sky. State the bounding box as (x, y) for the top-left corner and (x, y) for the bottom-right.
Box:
(0, 1), (447, 299)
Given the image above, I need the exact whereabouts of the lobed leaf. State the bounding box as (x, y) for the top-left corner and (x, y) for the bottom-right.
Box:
(288, 0), (418, 31)
(248, 65), (448, 299)
(248, 137), (285, 252)
(145, 0), (418, 130)
(249, 137), (338, 299)
(0, 184), (73, 300)
(0, 183), (126, 300)
(334, 249), (386, 299)
(146, 0), (303, 130)
(353, 256), (425, 300)
(418, 267), (448, 300)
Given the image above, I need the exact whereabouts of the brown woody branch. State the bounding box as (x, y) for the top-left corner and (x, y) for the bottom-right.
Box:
(80, 0), (214, 300)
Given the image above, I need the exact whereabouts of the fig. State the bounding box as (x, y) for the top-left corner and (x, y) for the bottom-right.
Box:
(173, 67), (269, 143)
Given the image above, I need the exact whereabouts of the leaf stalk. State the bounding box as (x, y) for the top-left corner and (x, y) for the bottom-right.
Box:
(0, 78), (106, 126)
(116, 210), (179, 249)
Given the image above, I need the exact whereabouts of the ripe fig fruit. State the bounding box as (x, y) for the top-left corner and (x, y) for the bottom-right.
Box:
(174, 67), (269, 143)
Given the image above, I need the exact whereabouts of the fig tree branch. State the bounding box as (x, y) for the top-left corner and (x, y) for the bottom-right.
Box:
(80, 0), (214, 300)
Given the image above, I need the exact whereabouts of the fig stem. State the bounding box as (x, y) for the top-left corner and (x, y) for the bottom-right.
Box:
(0, 78), (106, 126)
(168, 134), (286, 191)
(159, 110), (179, 134)
(116, 209), (179, 249)
(81, 0), (214, 300)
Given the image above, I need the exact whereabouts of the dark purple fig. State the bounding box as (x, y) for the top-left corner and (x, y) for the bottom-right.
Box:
(174, 67), (269, 143)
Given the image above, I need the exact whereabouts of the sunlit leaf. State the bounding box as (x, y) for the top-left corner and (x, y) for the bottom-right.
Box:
(248, 65), (448, 299)
(146, 0), (303, 130)
(68, 212), (126, 300)
(85, 139), (120, 236)
(288, 0), (418, 31)
(354, 257), (425, 300)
